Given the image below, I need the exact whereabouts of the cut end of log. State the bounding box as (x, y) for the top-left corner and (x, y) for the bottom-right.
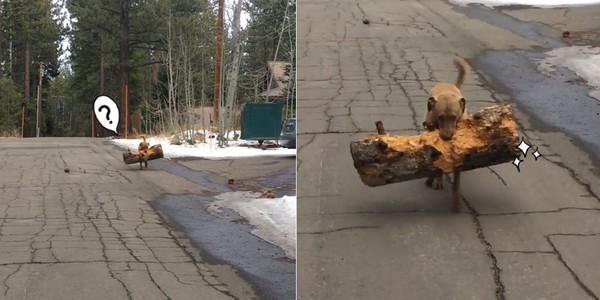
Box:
(350, 103), (521, 187)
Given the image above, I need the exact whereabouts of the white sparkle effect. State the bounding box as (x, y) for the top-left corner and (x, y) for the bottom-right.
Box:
(517, 137), (532, 157)
(532, 148), (541, 161)
(512, 157), (523, 172)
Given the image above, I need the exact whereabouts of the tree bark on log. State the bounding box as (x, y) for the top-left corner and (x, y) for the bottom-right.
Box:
(123, 144), (164, 164)
(350, 104), (521, 187)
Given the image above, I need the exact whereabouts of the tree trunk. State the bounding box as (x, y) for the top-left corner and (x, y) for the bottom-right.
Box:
(152, 49), (160, 84)
(177, 31), (194, 142)
(119, 1), (130, 136)
(264, 1), (289, 103)
(350, 104), (521, 187)
(213, 0), (225, 147)
(24, 41), (31, 100)
(100, 50), (105, 94)
(96, 47), (106, 137)
(9, 40), (13, 74)
(166, 5), (177, 134)
(222, 0), (243, 146)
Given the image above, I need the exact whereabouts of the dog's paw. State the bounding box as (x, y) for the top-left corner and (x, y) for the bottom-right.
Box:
(425, 177), (444, 190)
(433, 177), (444, 190)
(452, 205), (461, 213)
(452, 198), (462, 213)
(422, 121), (435, 131)
(425, 177), (434, 187)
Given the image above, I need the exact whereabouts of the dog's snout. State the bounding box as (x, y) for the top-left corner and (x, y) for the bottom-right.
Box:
(439, 129), (455, 141)
(440, 133), (452, 141)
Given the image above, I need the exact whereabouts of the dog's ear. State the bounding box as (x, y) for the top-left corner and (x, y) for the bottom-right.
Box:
(459, 98), (466, 114)
(427, 97), (435, 111)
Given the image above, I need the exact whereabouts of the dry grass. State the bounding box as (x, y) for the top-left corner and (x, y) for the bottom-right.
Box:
(0, 129), (21, 138)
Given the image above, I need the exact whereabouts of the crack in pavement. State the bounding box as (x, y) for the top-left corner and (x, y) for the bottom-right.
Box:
(296, 134), (316, 171)
(487, 167), (508, 186)
(2, 264), (22, 297)
(462, 196), (506, 300)
(479, 207), (600, 216)
(299, 226), (380, 235)
(495, 250), (554, 254)
(546, 236), (599, 300)
(144, 263), (171, 300)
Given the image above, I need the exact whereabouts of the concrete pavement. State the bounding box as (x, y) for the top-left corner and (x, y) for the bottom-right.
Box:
(297, 1), (600, 299)
(0, 138), (256, 299)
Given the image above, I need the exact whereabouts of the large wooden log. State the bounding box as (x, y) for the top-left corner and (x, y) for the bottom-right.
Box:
(122, 144), (164, 165)
(350, 103), (521, 187)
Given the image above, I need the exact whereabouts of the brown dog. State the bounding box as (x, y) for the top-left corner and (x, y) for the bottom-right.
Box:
(138, 136), (149, 169)
(423, 57), (470, 212)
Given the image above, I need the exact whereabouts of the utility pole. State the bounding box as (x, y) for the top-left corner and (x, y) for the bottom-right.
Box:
(213, 0), (224, 126)
(36, 62), (43, 138)
(9, 40), (13, 73)
(21, 106), (24, 138)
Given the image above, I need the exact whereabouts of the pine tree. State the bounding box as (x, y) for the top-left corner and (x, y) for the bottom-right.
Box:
(0, 0), (62, 136)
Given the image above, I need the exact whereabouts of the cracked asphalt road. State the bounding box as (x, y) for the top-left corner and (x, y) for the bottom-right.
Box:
(297, 1), (600, 299)
(0, 138), (257, 300)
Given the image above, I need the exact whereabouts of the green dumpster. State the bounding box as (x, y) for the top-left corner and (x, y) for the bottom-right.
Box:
(240, 103), (283, 144)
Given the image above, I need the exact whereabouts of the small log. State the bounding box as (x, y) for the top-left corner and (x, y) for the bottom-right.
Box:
(123, 144), (164, 165)
(350, 103), (521, 187)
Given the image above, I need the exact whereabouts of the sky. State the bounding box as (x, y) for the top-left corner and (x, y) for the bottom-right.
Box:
(226, 0), (251, 29)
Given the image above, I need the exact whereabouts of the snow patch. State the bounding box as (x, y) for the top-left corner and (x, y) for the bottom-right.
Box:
(110, 132), (295, 160)
(208, 191), (296, 259)
(537, 45), (600, 101)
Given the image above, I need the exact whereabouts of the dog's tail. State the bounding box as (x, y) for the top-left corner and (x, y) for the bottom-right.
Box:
(141, 135), (146, 142)
(453, 57), (470, 89)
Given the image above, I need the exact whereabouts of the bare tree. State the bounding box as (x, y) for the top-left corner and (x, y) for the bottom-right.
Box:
(177, 28), (197, 143)
(220, 0), (244, 147)
(264, 0), (290, 103)
(164, 2), (178, 134)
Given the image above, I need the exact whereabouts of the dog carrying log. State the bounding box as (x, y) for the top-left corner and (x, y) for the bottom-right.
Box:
(123, 144), (164, 164)
(350, 104), (520, 187)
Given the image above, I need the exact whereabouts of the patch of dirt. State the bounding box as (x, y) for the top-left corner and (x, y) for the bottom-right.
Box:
(232, 218), (250, 225)
(274, 256), (296, 263)
(563, 30), (600, 47)
(238, 143), (282, 150)
(566, 77), (589, 85)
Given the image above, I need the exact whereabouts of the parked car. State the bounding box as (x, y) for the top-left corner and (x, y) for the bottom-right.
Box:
(279, 118), (296, 149)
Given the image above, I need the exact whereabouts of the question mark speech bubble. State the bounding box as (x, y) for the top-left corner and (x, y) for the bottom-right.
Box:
(93, 96), (120, 135)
